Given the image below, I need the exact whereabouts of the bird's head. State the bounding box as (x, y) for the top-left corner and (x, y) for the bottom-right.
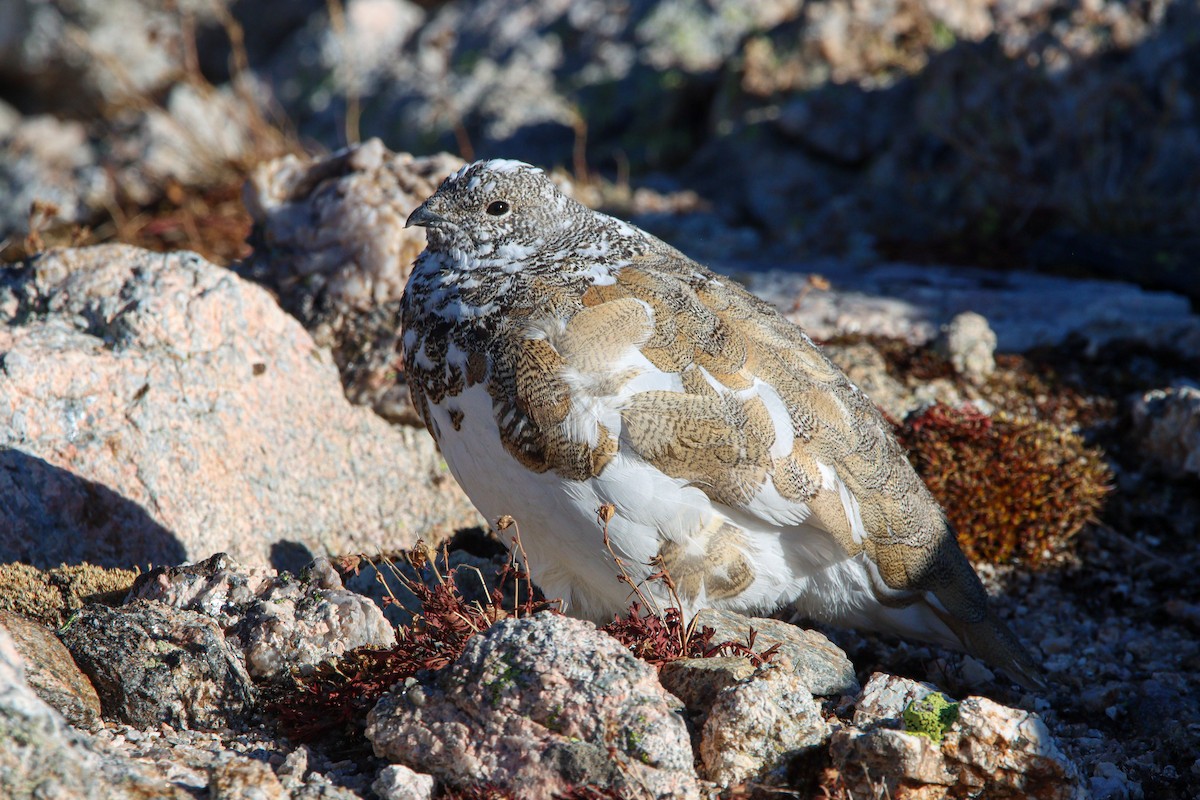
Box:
(406, 159), (581, 258)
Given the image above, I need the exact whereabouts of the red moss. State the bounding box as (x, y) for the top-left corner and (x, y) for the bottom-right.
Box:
(270, 546), (555, 743)
(601, 603), (779, 668)
(895, 403), (1111, 565)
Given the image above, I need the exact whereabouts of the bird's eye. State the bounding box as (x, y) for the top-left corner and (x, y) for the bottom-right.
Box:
(486, 200), (510, 216)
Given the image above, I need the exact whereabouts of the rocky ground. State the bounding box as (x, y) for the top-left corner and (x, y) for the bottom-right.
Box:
(2, 2), (1199, 799)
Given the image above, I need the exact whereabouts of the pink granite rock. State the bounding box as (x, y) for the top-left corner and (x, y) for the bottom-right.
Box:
(699, 660), (830, 787)
(0, 244), (478, 569)
(366, 613), (701, 799)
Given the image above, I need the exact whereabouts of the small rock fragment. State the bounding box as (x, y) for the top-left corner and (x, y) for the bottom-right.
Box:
(1130, 385), (1200, 479)
(208, 757), (286, 800)
(853, 672), (941, 728)
(373, 764), (436, 800)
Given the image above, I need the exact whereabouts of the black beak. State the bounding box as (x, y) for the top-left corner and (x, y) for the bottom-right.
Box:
(406, 203), (443, 229)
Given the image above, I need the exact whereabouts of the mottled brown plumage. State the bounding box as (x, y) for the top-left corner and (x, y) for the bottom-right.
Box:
(401, 159), (1044, 690)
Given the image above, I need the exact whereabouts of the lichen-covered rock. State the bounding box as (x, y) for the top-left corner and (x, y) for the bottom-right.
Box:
(853, 672), (942, 729)
(903, 692), (960, 745)
(366, 613), (701, 799)
(0, 561), (137, 627)
(699, 662), (830, 787)
(242, 141), (464, 424)
(831, 674), (1086, 800)
(0, 624), (191, 799)
(0, 244), (477, 568)
(693, 608), (858, 696)
(58, 599), (256, 730)
(1130, 385), (1200, 479)
(0, 609), (101, 730)
(130, 553), (397, 679)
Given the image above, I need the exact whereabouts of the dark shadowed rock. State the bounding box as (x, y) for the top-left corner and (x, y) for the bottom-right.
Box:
(58, 599), (256, 730)
(0, 624), (191, 799)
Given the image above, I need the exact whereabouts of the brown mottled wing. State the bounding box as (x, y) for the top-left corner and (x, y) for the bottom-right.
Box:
(604, 250), (1044, 688)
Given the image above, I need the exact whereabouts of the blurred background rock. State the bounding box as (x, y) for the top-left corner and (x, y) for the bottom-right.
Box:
(1, 0), (1196, 301)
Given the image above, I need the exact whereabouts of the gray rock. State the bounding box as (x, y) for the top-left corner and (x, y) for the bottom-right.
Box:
(935, 311), (997, 383)
(1130, 385), (1200, 479)
(658, 656), (755, 724)
(129, 553), (397, 680)
(267, 0), (804, 167)
(242, 142), (464, 424)
(699, 663), (829, 787)
(693, 608), (858, 696)
(0, 624), (190, 799)
(694, 2), (1200, 302)
(742, 261), (1200, 356)
(0, 114), (112, 240)
(0, 609), (101, 730)
(58, 599), (256, 730)
(0, 0), (227, 113)
(366, 613), (702, 799)
(0, 244), (478, 569)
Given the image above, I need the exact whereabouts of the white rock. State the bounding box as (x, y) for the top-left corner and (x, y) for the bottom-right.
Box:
(373, 764), (436, 800)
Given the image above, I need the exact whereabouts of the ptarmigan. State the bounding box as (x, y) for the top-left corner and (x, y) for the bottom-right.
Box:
(401, 159), (1044, 689)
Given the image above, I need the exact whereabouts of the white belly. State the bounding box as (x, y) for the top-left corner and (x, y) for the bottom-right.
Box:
(424, 383), (886, 625)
